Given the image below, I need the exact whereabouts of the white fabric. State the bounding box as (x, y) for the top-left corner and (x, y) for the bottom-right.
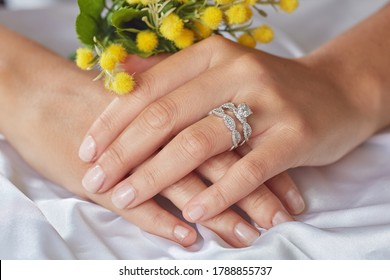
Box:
(1, 0), (390, 259)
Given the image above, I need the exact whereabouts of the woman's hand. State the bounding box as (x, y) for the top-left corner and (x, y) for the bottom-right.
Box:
(0, 25), (304, 247)
(80, 36), (353, 225)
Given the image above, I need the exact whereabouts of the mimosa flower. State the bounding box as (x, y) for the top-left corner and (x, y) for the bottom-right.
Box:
(174, 29), (195, 49)
(76, 48), (94, 70)
(238, 33), (256, 48)
(193, 21), (213, 39)
(160, 13), (184, 41)
(99, 52), (117, 71)
(225, 4), (253, 25)
(201, 7), (223, 30)
(105, 44), (127, 63)
(279, 0), (299, 13)
(136, 31), (159, 53)
(252, 24), (274, 43)
(112, 72), (135, 95)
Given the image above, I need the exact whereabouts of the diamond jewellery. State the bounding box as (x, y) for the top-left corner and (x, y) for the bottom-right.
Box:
(221, 103), (253, 145)
(209, 107), (242, 150)
(209, 102), (253, 150)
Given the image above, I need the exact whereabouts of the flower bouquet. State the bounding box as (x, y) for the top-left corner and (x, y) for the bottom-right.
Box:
(75, 0), (298, 95)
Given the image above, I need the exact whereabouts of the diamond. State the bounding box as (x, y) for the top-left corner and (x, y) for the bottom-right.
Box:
(237, 103), (253, 118)
(232, 130), (241, 148)
(223, 115), (236, 131)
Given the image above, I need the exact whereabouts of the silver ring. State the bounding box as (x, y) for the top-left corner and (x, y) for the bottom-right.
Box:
(209, 107), (241, 150)
(221, 103), (253, 146)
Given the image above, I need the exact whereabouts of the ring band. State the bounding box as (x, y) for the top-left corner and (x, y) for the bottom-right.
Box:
(209, 102), (253, 150)
(209, 107), (241, 150)
(221, 103), (253, 145)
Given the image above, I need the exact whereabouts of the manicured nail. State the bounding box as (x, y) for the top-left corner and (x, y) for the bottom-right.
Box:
(285, 189), (305, 214)
(111, 184), (136, 209)
(174, 225), (190, 242)
(187, 205), (205, 222)
(82, 165), (105, 193)
(272, 210), (294, 226)
(79, 135), (96, 162)
(234, 223), (260, 246)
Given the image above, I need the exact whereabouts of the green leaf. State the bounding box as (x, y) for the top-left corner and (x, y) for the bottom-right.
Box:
(76, 13), (98, 46)
(77, 0), (105, 20)
(111, 8), (147, 30)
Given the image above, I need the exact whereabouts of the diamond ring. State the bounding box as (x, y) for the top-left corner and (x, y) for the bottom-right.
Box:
(209, 102), (253, 150)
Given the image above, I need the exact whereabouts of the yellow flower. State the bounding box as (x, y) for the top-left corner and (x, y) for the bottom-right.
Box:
(252, 24), (274, 43)
(237, 33), (256, 48)
(112, 72), (135, 95)
(201, 7), (223, 30)
(105, 44), (127, 63)
(225, 4), (253, 25)
(215, 0), (233, 4)
(126, 0), (141, 4)
(160, 13), (184, 41)
(279, 0), (299, 13)
(245, 0), (257, 6)
(140, 0), (155, 4)
(99, 52), (117, 71)
(136, 31), (158, 53)
(76, 48), (94, 70)
(193, 21), (212, 39)
(174, 29), (195, 49)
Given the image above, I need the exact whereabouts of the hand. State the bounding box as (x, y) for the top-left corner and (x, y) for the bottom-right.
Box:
(0, 25), (303, 248)
(79, 37), (312, 225)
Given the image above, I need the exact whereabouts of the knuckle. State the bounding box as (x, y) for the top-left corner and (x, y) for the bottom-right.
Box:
(179, 127), (214, 162)
(139, 98), (176, 134)
(139, 165), (160, 190)
(164, 175), (193, 198)
(234, 53), (263, 76)
(103, 140), (128, 167)
(234, 159), (267, 188)
(149, 209), (171, 230)
(96, 110), (117, 134)
(209, 186), (233, 210)
(201, 154), (236, 180)
(132, 72), (156, 101)
(245, 188), (275, 212)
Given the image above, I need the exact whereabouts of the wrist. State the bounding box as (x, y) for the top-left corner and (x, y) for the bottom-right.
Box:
(298, 48), (389, 137)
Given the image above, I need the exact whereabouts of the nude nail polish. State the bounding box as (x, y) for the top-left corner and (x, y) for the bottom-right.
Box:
(111, 185), (136, 209)
(272, 210), (294, 226)
(234, 223), (260, 246)
(187, 205), (205, 222)
(82, 165), (105, 193)
(79, 135), (96, 162)
(285, 189), (305, 214)
(174, 225), (190, 242)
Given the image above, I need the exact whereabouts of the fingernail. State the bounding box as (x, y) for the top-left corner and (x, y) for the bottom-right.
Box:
(174, 225), (190, 242)
(234, 223), (260, 246)
(285, 189), (305, 214)
(82, 165), (105, 193)
(272, 210), (294, 226)
(187, 205), (205, 222)
(111, 184), (136, 209)
(79, 135), (96, 162)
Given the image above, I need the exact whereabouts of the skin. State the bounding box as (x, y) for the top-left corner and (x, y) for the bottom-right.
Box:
(80, 3), (390, 225)
(0, 25), (303, 248)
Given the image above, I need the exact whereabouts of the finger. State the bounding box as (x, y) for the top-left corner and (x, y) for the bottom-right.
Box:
(85, 191), (197, 247)
(183, 128), (297, 222)
(161, 174), (260, 247)
(122, 54), (170, 75)
(81, 63), (239, 194)
(106, 113), (235, 208)
(197, 152), (303, 228)
(265, 172), (305, 215)
(79, 37), (237, 163)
